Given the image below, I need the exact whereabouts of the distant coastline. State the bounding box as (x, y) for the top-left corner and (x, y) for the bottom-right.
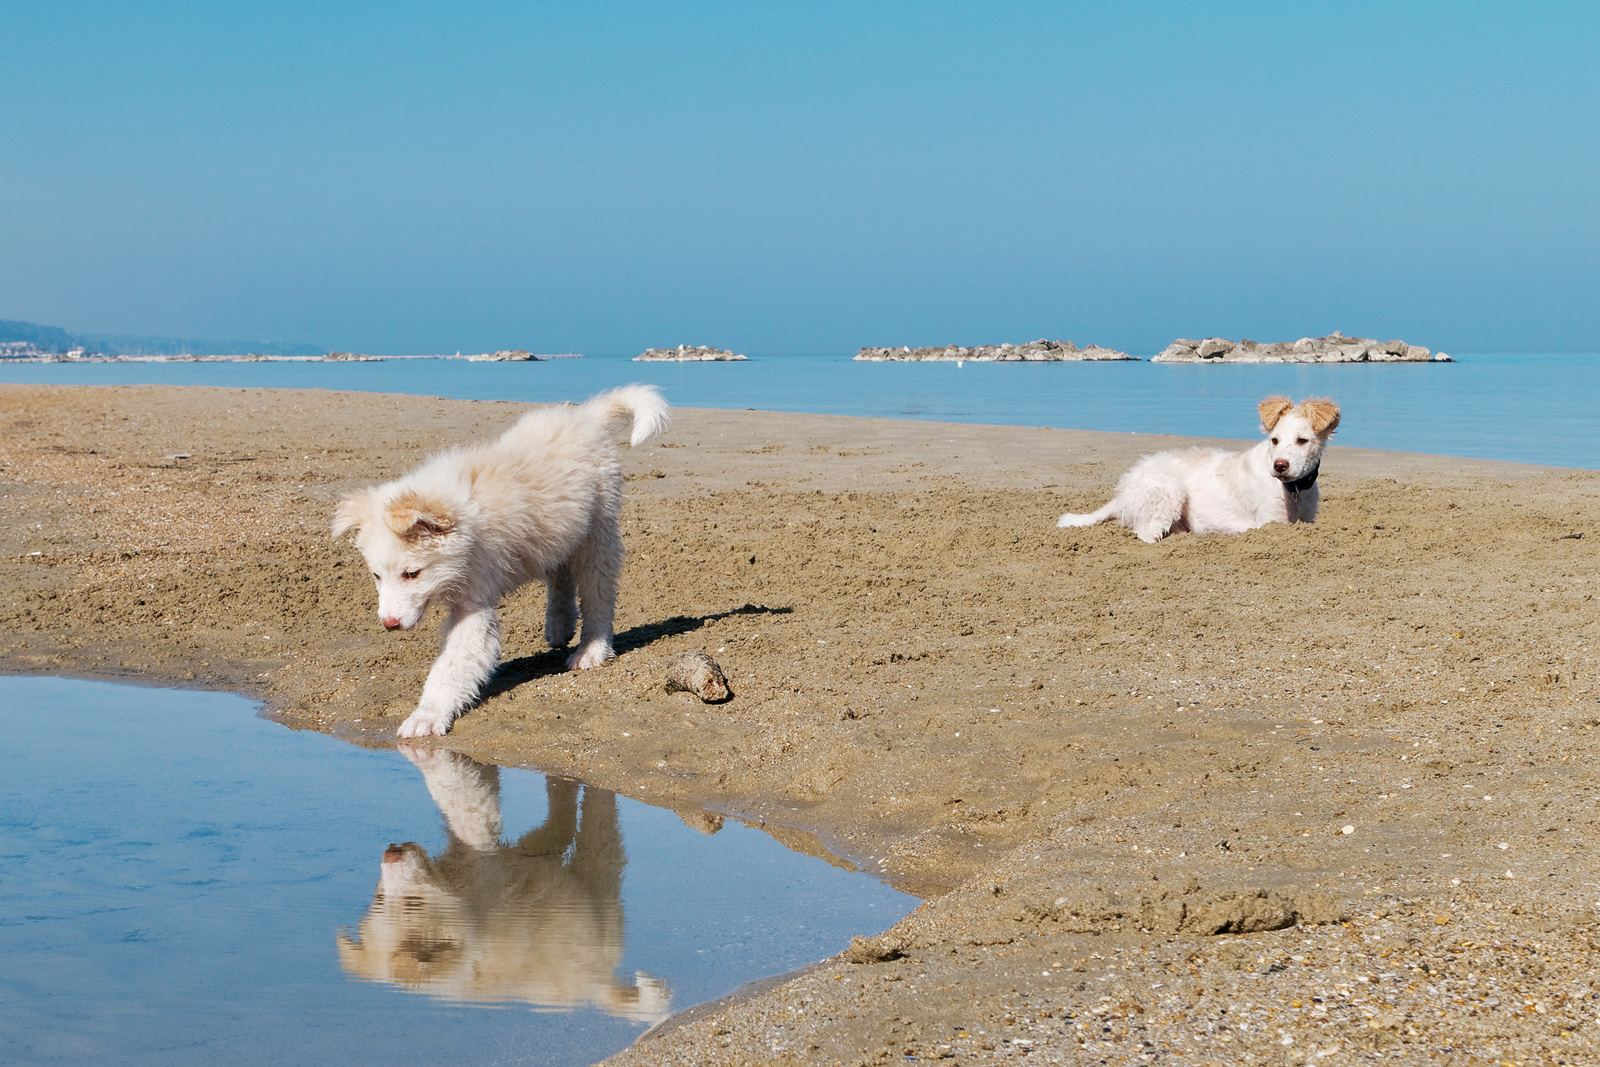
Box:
(0, 348), (584, 363)
(0, 318), (583, 362)
(0, 318), (328, 360)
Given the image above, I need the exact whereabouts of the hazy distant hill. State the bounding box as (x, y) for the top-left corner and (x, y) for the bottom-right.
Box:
(0, 319), (83, 352)
(81, 332), (328, 357)
(0, 318), (325, 357)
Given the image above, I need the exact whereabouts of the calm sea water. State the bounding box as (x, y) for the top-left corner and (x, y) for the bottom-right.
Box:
(0, 676), (914, 1067)
(3, 353), (1596, 469)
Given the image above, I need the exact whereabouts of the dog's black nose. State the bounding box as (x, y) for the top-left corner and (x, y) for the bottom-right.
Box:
(1273, 459), (1290, 473)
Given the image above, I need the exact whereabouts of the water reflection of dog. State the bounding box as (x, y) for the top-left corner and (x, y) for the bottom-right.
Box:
(338, 745), (670, 1023)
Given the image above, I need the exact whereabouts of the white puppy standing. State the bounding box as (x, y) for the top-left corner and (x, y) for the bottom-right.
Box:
(1057, 396), (1340, 543)
(333, 385), (669, 737)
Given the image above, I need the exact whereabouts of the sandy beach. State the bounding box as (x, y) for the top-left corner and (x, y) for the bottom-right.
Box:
(4, 383), (1599, 1065)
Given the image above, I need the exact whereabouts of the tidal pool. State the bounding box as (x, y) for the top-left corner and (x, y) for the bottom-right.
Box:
(0, 676), (915, 1066)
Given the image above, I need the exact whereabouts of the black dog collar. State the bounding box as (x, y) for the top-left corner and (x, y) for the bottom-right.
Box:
(1285, 463), (1320, 495)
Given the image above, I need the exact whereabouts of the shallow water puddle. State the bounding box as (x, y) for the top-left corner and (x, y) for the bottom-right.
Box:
(0, 676), (914, 1066)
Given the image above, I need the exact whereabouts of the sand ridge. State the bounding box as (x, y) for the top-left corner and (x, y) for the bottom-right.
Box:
(3, 383), (1599, 1065)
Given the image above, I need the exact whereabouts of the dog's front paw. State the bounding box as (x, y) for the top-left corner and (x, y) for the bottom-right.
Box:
(566, 642), (614, 671)
(397, 710), (454, 737)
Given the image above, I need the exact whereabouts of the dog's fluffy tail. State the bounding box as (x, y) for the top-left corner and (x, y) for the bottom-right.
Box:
(1057, 504), (1115, 528)
(582, 384), (671, 447)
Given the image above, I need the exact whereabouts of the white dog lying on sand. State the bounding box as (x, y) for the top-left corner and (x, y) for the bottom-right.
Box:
(333, 385), (669, 737)
(1057, 396), (1340, 543)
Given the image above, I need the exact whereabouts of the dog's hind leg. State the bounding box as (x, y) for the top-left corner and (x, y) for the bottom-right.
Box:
(1130, 483), (1186, 543)
(566, 523), (622, 671)
(544, 564), (577, 648)
(569, 786), (623, 899)
(516, 777), (580, 856)
(398, 604), (502, 737)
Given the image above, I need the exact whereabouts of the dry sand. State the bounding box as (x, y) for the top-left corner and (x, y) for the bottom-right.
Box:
(3, 383), (1599, 1065)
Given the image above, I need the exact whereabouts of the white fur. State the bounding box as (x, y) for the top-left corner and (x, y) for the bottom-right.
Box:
(333, 384), (670, 736)
(337, 745), (671, 1022)
(1057, 396), (1340, 543)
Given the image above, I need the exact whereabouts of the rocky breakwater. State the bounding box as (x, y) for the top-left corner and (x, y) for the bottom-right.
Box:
(855, 339), (1133, 361)
(466, 349), (540, 361)
(1154, 331), (1451, 363)
(634, 345), (748, 361)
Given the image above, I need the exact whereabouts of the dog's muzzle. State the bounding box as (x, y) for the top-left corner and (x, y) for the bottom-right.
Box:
(1280, 464), (1320, 494)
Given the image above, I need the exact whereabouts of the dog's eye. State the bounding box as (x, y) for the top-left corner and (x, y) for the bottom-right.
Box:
(1270, 437), (1279, 444)
(372, 572), (380, 582)
(1296, 437), (1308, 445)
(402, 569), (422, 580)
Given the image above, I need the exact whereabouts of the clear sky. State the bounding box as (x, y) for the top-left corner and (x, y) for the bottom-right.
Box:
(3, 1), (1596, 355)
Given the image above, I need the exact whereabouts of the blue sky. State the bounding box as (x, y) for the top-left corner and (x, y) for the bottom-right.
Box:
(2, 1), (1596, 355)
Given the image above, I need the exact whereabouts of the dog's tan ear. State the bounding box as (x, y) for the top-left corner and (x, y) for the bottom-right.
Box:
(332, 491), (372, 538)
(384, 490), (456, 540)
(1258, 395), (1293, 431)
(1300, 397), (1341, 435)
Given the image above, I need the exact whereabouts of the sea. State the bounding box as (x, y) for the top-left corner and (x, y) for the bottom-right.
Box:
(2, 352), (1596, 470)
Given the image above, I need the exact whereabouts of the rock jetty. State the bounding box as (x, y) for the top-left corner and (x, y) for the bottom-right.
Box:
(855, 339), (1134, 362)
(324, 351), (382, 362)
(635, 345), (748, 362)
(1153, 332), (1451, 363)
(466, 350), (540, 362)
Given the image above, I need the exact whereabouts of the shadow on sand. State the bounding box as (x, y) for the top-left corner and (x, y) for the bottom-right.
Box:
(480, 602), (792, 700)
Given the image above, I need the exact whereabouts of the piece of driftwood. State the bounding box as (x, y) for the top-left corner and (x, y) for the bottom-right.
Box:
(663, 652), (732, 703)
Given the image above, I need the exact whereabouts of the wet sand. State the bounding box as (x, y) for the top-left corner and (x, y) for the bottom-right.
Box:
(4, 383), (1599, 1065)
